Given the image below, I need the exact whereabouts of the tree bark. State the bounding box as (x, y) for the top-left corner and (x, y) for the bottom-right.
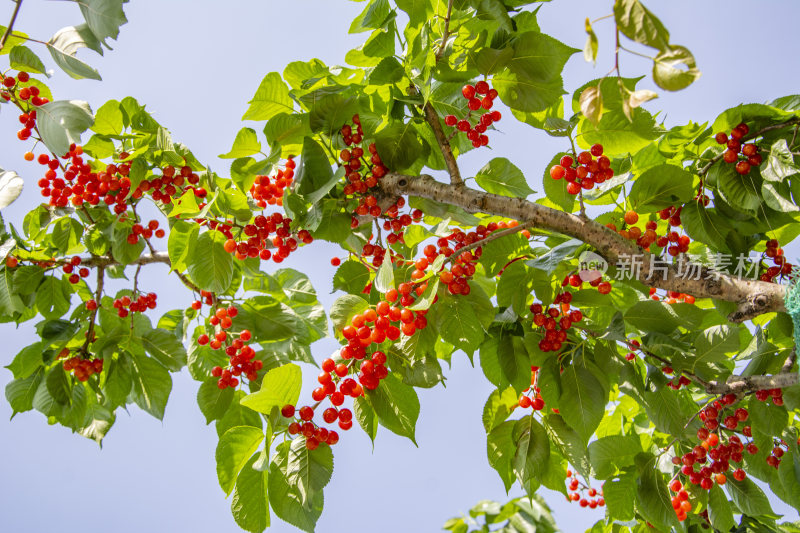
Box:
(378, 173), (787, 322)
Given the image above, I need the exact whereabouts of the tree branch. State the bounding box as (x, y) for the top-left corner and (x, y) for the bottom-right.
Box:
(423, 101), (463, 186)
(0, 0), (23, 53)
(436, 0), (454, 63)
(705, 372), (799, 395)
(378, 173), (788, 322)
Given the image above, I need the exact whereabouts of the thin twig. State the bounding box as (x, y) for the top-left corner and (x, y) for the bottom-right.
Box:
(435, 0), (454, 63)
(446, 221), (534, 267)
(781, 348), (797, 374)
(80, 265), (105, 357)
(0, 0), (23, 53)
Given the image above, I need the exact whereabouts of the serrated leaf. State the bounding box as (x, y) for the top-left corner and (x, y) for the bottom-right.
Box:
(475, 157), (534, 198)
(364, 373), (419, 444)
(216, 426), (264, 496)
(187, 231), (234, 293)
(198, 379), (235, 424)
(36, 100), (94, 157)
(243, 72), (293, 121)
(652, 46), (701, 92)
(47, 25), (102, 80)
(78, 0), (128, 42)
(219, 128), (262, 159)
(240, 364), (302, 415)
(9, 45), (46, 74)
(557, 365), (605, 442)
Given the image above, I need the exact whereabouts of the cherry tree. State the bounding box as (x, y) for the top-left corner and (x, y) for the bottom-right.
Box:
(2, 0), (800, 531)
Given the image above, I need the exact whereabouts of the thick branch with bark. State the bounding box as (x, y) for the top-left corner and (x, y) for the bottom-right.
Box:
(706, 373), (799, 395)
(378, 173), (787, 322)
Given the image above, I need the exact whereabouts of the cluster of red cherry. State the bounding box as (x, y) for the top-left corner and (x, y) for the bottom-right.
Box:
(127, 219), (166, 245)
(60, 255), (90, 284)
(380, 204), (423, 246)
(661, 366), (693, 390)
(760, 238), (793, 283)
(281, 403), (342, 450)
(249, 158), (295, 208)
(3, 71), (51, 124)
(517, 366), (545, 411)
(444, 80), (503, 148)
(58, 348), (103, 382)
(548, 144), (614, 195)
(195, 303), (263, 389)
(566, 471), (604, 509)
(112, 292), (157, 318)
(220, 212), (313, 263)
(340, 115), (389, 201)
(715, 122), (762, 175)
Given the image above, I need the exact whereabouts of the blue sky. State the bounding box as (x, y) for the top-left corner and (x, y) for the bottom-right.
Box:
(1, 1), (800, 532)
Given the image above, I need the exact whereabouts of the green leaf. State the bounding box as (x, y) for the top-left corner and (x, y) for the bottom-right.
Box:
(715, 160), (763, 213)
(364, 373), (420, 444)
(36, 100), (94, 157)
(629, 164), (696, 212)
(373, 257), (394, 294)
(680, 201), (731, 252)
(475, 158), (534, 198)
(433, 292), (485, 353)
(587, 435), (642, 479)
(763, 139), (799, 182)
(219, 128), (262, 159)
(284, 437), (334, 506)
(231, 455), (270, 533)
(349, 0), (392, 33)
(624, 300), (683, 334)
(333, 261), (371, 295)
(474, 47), (515, 76)
(78, 0), (128, 42)
(487, 421), (516, 491)
(330, 294), (370, 336)
(395, 0), (433, 27)
(525, 239), (582, 276)
(5, 367), (44, 413)
(6, 342), (44, 379)
(216, 426), (264, 496)
(643, 387), (688, 437)
(635, 453), (680, 530)
(493, 32), (577, 113)
(603, 473), (636, 521)
(613, 0), (670, 51)
(268, 442), (324, 532)
(91, 99), (123, 135)
(374, 122), (425, 171)
(482, 387), (518, 433)
(240, 364), (302, 415)
(557, 365), (605, 442)
(129, 353), (172, 420)
(354, 396), (378, 443)
(295, 137), (334, 198)
(513, 416), (550, 490)
(197, 378), (235, 424)
(708, 484), (736, 533)
(691, 325), (738, 370)
(142, 328), (187, 371)
(543, 414), (592, 480)
(763, 181), (798, 212)
(187, 231), (234, 293)
(369, 56), (404, 85)
(652, 46), (701, 92)
(35, 276), (71, 319)
(167, 220), (199, 273)
(726, 476), (778, 519)
(46, 25), (102, 80)
(243, 72), (293, 121)
(9, 45), (46, 74)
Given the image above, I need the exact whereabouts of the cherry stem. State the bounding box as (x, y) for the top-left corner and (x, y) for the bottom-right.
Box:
(80, 265), (105, 357)
(444, 221), (534, 268)
(0, 0), (23, 53)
